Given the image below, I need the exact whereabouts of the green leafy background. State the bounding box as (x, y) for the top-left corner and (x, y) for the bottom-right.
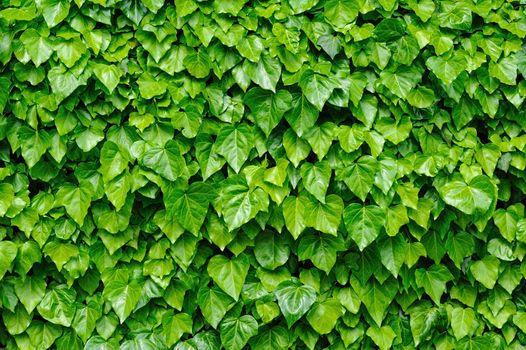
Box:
(1, 0), (526, 349)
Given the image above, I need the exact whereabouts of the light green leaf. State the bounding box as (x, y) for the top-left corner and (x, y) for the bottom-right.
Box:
(298, 232), (345, 273)
(415, 265), (453, 305)
(344, 204), (386, 251)
(244, 88), (292, 136)
(93, 63), (122, 93)
(55, 183), (92, 226)
(306, 298), (343, 334)
(37, 285), (76, 327)
(300, 161), (331, 203)
(437, 175), (495, 215)
(254, 231), (290, 270)
(366, 325), (396, 350)
(282, 195), (308, 239)
(426, 52), (467, 85)
(220, 316), (258, 350)
(450, 307), (476, 340)
(140, 140), (186, 181)
(304, 194), (343, 236)
(470, 256), (500, 289)
(197, 286), (234, 329)
(207, 254), (250, 301)
(0, 240), (17, 279)
(299, 69), (336, 111)
(103, 278), (142, 323)
(274, 279), (317, 328)
(215, 124), (254, 173)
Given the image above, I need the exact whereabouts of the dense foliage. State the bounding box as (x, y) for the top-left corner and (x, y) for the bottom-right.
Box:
(1, 0), (526, 348)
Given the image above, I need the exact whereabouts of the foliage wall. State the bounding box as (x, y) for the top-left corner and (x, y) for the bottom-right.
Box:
(1, 0), (526, 348)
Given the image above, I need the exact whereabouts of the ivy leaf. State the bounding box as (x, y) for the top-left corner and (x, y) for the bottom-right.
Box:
(300, 161), (331, 203)
(140, 140), (186, 181)
(197, 286), (234, 329)
(220, 316), (258, 350)
(20, 29), (53, 67)
(415, 265), (454, 305)
(215, 124), (254, 173)
(470, 256), (500, 289)
(40, 0), (70, 27)
(336, 155), (378, 201)
(284, 93), (319, 137)
(351, 276), (397, 327)
(426, 52), (467, 85)
(306, 299), (343, 334)
(17, 126), (51, 168)
(303, 194), (343, 236)
(254, 231), (290, 270)
(14, 277), (46, 314)
(274, 279), (317, 328)
(244, 88), (292, 136)
(219, 175), (269, 231)
(282, 195), (308, 239)
(379, 66), (421, 99)
(437, 175), (495, 215)
(298, 232), (345, 273)
(93, 63), (122, 93)
(344, 204), (386, 251)
(299, 69), (336, 111)
(37, 285), (77, 327)
(165, 182), (214, 236)
(103, 278), (142, 324)
(0, 241), (17, 280)
(54, 183), (92, 226)
(207, 254), (250, 301)
(245, 54), (281, 92)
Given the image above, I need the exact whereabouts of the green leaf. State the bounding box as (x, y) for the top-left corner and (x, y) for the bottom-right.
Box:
(299, 69), (336, 111)
(17, 126), (51, 168)
(244, 88), (292, 136)
(72, 297), (103, 343)
(489, 56), (517, 85)
(20, 29), (53, 67)
(306, 298), (343, 334)
(40, 0), (70, 27)
(351, 276), (397, 327)
(379, 66), (421, 99)
(43, 241), (79, 271)
(470, 256), (500, 289)
(406, 87), (436, 108)
(254, 231), (290, 270)
(55, 183), (92, 226)
(2, 304), (32, 335)
(197, 285), (234, 328)
(437, 175), (495, 215)
(161, 313), (193, 347)
(304, 194), (344, 236)
(450, 307), (476, 340)
(344, 204), (386, 251)
(274, 279), (317, 328)
(215, 124), (254, 173)
(184, 50), (211, 79)
(366, 325), (396, 350)
(93, 63), (122, 93)
(0, 240), (17, 279)
(99, 141), (129, 183)
(337, 155), (378, 201)
(300, 161), (331, 203)
(37, 285), (77, 327)
(284, 93), (319, 137)
(282, 195), (308, 239)
(323, 0), (359, 30)
(245, 54), (281, 92)
(14, 276), (46, 313)
(378, 235), (406, 278)
(426, 52), (467, 85)
(298, 232), (345, 273)
(220, 316), (258, 350)
(493, 208), (519, 242)
(165, 182), (214, 236)
(415, 265), (454, 305)
(207, 254), (250, 301)
(103, 278), (142, 323)
(140, 140), (186, 181)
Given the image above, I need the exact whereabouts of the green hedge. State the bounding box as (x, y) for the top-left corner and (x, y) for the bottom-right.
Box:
(1, 0), (526, 348)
